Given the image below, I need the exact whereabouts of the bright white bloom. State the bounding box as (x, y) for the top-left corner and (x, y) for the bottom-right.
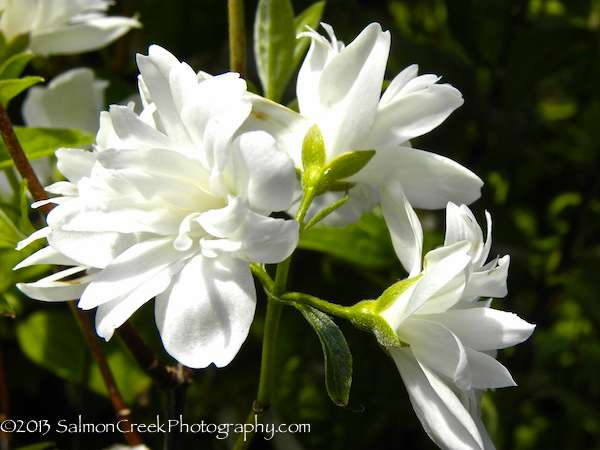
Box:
(0, 0), (140, 56)
(15, 45), (299, 369)
(243, 23), (482, 274)
(23, 67), (108, 133)
(379, 203), (534, 449)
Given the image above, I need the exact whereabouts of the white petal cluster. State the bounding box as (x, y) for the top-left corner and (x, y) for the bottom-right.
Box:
(244, 22), (483, 275)
(380, 203), (534, 450)
(0, 0), (140, 55)
(15, 45), (299, 369)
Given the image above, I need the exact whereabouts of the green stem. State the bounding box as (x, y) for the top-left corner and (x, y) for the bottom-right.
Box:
(281, 292), (355, 321)
(228, 0), (247, 78)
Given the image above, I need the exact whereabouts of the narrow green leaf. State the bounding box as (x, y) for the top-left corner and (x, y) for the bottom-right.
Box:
(0, 204), (25, 249)
(0, 127), (94, 169)
(0, 294), (16, 318)
(0, 76), (43, 107)
(20, 178), (36, 235)
(0, 52), (34, 80)
(254, 0), (296, 101)
(320, 150), (376, 186)
(304, 194), (348, 230)
(301, 124), (326, 187)
(293, 1), (326, 68)
(299, 211), (397, 269)
(297, 304), (352, 406)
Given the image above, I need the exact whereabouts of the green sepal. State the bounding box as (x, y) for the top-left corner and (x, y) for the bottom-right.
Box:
(320, 149), (376, 187)
(0, 33), (30, 65)
(293, 1), (326, 68)
(297, 304), (353, 407)
(348, 275), (422, 350)
(372, 275), (422, 314)
(301, 124), (326, 187)
(304, 194), (348, 230)
(0, 127), (94, 169)
(0, 76), (43, 107)
(0, 52), (34, 80)
(254, 0), (296, 102)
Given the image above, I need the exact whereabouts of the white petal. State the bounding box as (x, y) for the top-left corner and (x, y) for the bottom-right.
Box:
(380, 181), (423, 277)
(404, 243), (471, 318)
(155, 253), (255, 368)
(47, 229), (138, 269)
(316, 23), (391, 158)
(464, 255), (510, 299)
(107, 105), (177, 150)
(14, 245), (80, 270)
(136, 45), (193, 144)
(17, 266), (96, 301)
(379, 64), (419, 107)
(349, 146), (483, 209)
(242, 94), (310, 169)
(16, 227), (51, 251)
(465, 348), (516, 389)
(399, 318), (471, 390)
(30, 17), (141, 56)
(233, 131), (296, 212)
(368, 82), (464, 147)
(391, 348), (486, 450)
(78, 237), (186, 310)
(55, 147), (97, 183)
(426, 307), (536, 351)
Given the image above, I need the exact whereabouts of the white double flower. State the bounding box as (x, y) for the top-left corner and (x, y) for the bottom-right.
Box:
(380, 203), (534, 449)
(16, 45), (299, 369)
(0, 0), (140, 55)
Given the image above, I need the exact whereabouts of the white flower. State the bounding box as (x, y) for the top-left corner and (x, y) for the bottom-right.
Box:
(0, 0), (140, 56)
(15, 45), (299, 369)
(243, 23), (482, 271)
(23, 67), (108, 133)
(378, 203), (534, 449)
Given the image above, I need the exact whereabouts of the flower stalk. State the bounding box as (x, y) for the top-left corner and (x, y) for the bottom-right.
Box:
(228, 0), (247, 78)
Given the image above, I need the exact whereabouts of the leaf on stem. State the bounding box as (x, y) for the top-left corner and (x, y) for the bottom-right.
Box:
(297, 304), (352, 407)
(0, 127), (94, 169)
(0, 52), (34, 80)
(301, 123), (326, 187)
(254, 0), (296, 102)
(0, 76), (43, 107)
(0, 204), (25, 249)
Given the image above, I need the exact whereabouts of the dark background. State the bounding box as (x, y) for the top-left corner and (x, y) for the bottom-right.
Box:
(2, 0), (600, 449)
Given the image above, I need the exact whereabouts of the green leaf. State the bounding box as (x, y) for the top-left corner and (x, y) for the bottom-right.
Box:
(297, 304), (352, 406)
(16, 309), (151, 404)
(254, 0), (296, 101)
(320, 150), (376, 186)
(0, 76), (43, 107)
(293, 1), (326, 68)
(299, 211), (397, 270)
(0, 52), (34, 80)
(305, 194), (348, 230)
(0, 204), (25, 249)
(0, 127), (94, 169)
(0, 293), (16, 318)
(301, 124), (326, 187)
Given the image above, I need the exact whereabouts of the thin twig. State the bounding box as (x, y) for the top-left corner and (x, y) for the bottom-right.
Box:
(117, 321), (187, 390)
(228, 0), (247, 77)
(0, 104), (52, 217)
(69, 304), (143, 447)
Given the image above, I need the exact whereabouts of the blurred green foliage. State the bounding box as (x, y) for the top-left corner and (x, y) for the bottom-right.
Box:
(1, 0), (599, 449)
